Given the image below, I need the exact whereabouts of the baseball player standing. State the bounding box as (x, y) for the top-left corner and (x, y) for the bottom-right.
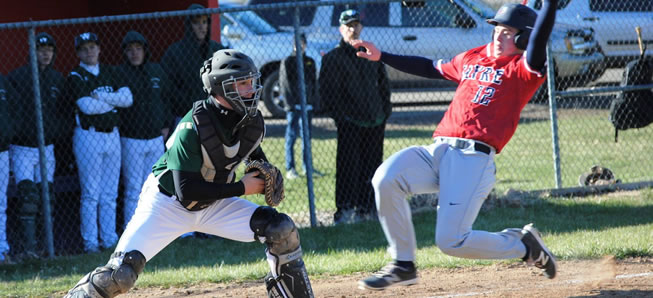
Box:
(116, 31), (170, 230)
(0, 74), (12, 263)
(161, 4), (226, 126)
(64, 49), (314, 298)
(353, 0), (559, 290)
(7, 32), (65, 257)
(65, 32), (133, 253)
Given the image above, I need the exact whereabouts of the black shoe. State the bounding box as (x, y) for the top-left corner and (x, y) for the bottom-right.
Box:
(358, 262), (418, 291)
(521, 223), (557, 279)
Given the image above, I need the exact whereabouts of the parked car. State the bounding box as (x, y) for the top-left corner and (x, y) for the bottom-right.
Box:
(528, 0), (653, 67)
(247, 0), (605, 104)
(219, 2), (334, 117)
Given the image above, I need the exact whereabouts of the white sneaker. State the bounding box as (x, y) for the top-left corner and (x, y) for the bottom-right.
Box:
(286, 168), (300, 179)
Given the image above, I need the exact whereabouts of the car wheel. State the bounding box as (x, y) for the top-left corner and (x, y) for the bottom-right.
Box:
(262, 70), (286, 118)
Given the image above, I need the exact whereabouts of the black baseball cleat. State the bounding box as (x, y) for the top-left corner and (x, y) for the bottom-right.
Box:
(358, 262), (419, 291)
(521, 223), (557, 279)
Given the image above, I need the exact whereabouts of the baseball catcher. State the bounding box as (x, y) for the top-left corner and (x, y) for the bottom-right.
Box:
(64, 49), (313, 298)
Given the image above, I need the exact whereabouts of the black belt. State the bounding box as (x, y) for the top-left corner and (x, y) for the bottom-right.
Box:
(438, 137), (493, 155)
(80, 123), (115, 133)
(158, 184), (174, 197)
(474, 142), (491, 155)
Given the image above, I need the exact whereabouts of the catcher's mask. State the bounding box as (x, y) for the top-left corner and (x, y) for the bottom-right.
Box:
(487, 3), (536, 50)
(201, 49), (262, 119)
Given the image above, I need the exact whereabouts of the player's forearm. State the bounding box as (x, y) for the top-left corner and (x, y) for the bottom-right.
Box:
(173, 169), (245, 201)
(526, 0), (558, 70)
(96, 87), (133, 108)
(380, 52), (444, 80)
(76, 96), (114, 115)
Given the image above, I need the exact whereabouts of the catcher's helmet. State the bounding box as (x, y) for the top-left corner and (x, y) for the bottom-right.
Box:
(201, 49), (262, 117)
(487, 3), (536, 50)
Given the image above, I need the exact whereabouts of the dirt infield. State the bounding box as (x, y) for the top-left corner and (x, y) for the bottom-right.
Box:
(123, 257), (653, 297)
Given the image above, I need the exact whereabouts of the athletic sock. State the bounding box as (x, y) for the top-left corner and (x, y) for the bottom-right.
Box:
(395, 260), (415, 270)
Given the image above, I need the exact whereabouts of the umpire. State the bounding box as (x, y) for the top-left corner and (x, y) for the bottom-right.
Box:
(319, 9), (392, 224)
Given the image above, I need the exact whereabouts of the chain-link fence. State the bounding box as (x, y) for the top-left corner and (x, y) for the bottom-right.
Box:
(0, 0), (651, 261)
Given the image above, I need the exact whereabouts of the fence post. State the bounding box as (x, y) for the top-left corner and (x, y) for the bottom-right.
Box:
(28, 27), (55, 257)
(546, 43), (562, 189)
(293, 3), (317, 227)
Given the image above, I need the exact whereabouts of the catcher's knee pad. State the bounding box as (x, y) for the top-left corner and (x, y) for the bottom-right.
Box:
(250, 206), (300, 255)
(65, 250), (146, 298)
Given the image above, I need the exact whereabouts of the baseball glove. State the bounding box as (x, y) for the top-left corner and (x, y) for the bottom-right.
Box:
(245, 160), (284, 207)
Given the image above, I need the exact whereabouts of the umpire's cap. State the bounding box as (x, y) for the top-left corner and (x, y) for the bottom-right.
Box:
(486, 3), (536, 32)
(75, 32), (99, 49)
(339, 9), (361, 25)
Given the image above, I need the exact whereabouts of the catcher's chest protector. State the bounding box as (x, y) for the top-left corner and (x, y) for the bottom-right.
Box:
(192, 100), (265, 183)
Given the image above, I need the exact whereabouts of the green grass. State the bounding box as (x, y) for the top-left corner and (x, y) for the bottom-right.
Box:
(2, 189), (652, 297)
(260, 110), (653, 218)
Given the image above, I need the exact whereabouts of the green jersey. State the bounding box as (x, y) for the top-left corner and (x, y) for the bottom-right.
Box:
(152, 111), (201, 194)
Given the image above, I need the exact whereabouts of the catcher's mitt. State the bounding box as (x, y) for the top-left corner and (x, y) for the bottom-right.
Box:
(245, 160), (284, 207)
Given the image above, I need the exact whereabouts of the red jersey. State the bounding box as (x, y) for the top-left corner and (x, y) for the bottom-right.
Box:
(433, 43), (546, 153)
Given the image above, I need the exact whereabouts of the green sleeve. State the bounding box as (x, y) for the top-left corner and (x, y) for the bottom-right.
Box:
(165, 113), (202, 172)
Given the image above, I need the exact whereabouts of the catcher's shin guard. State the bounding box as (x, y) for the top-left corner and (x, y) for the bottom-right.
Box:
(64, 250), (146, 298)
(251, 206), (314, 298)
(17, 180), (40, 254)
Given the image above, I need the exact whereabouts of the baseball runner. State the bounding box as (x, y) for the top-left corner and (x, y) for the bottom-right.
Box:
(7, 32), (65, 257)
(64, 49), (314, 298)
(116, 31), (170, 230)
(353, 0), (559, 290)
(66, 32), (133, 253)
(0, 74), (11, 263)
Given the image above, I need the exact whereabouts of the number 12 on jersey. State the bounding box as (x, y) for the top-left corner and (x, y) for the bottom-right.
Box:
(471, 85), (495, 106)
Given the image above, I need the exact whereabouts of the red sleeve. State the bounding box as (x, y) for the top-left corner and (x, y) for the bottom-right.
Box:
(436, 51), (468, 84)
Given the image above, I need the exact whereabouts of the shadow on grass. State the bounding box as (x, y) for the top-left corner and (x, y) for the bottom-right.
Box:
(2, 194), (652, 283)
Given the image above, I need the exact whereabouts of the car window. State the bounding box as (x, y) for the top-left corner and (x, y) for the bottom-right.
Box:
(228, 10), (278, 34)
(331, 3), (389, 27)
(247, 0), (318, 26)
(400, 0), (466, 28)
(589, 0), (653, 12)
